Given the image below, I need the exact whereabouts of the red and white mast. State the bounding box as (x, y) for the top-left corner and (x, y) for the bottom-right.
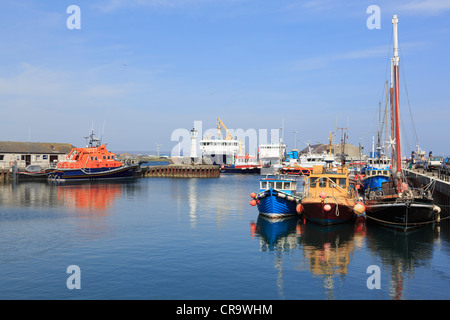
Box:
(392, 14), (402, 188)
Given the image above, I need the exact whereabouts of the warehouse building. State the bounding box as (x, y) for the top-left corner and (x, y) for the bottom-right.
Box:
(0, 141), (75, 170)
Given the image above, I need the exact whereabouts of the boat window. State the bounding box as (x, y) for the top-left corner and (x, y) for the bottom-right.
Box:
(95, 156), (97, 160)
(338, 178), (346, 188)
(276, 182), (283, 189)
(284, 182), (291, 190)
(261, 181), (267, 189)
(383, 171), (388, 175)
(329, 178), (337, 188)
(310, 177), (317, 188)
(91, 157), (94, 161)
(103, 156), (106, 159)
(319, 178), (326, 188)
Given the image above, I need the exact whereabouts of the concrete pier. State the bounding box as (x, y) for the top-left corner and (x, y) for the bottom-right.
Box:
(141, 164), (220, 178)
(404, 168), (450, 220)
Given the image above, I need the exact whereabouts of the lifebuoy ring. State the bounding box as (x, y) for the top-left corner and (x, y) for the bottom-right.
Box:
(9, 161), (14, 166)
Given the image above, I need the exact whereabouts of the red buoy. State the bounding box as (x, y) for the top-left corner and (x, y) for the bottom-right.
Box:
(250, 199), (257, 206)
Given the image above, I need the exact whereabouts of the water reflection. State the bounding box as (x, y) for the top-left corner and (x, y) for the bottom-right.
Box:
(0, 180), (143, 239)
(188, 179), (198, 228)
(251, 215), (301, 299)
(251, 211), (447, 299)
(365, 225), (436, 300)
(251, 215), (300, 252)
(57, 183), (122, 214)
(297, 218), (366, 299)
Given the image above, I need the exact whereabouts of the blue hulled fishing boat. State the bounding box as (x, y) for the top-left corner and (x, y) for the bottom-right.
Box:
(250, 176), (302, 218)
(360, 152), (391, 194)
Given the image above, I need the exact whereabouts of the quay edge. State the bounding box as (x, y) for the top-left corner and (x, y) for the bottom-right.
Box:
(403, 168), (450, 220)
(141, 164), (220, 178)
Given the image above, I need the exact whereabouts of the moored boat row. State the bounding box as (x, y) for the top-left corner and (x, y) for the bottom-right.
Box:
(250, 14), (443, 232)
(250, 164), (366, 225)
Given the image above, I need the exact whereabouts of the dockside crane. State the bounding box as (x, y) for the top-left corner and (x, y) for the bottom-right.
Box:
(217, 118), (233, 140)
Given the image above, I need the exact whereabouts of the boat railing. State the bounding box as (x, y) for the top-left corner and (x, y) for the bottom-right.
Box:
(365, 185), (433, 200)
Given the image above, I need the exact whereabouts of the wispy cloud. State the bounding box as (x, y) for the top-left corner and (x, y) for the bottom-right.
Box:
(291, 45), (391, 71)
(94, 0), (243, 13)
(291, 42), (427, 71)
(400, 0), (450, 15)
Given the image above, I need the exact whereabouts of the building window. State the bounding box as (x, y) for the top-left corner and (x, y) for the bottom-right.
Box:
(0, 155), (4, 161)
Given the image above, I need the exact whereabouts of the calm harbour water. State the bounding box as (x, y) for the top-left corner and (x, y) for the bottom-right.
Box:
(0, 174), (449, 300)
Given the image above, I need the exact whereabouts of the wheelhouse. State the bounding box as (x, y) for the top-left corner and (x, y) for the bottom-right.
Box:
(259, 178), (298, 195)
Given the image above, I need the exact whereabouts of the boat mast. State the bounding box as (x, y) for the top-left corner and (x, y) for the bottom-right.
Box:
(390, 58), (395, 167)
(392, 14), (402, 187)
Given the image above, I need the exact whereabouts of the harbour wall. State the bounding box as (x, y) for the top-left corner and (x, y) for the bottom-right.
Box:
(404, 168), (450, 220)
(141, 164), (220, 178)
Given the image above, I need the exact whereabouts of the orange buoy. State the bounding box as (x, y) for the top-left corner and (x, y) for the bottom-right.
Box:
(319, 192), (327, 199)
(324, 204), (331, 211)
(250, 199), (257, 206)
(250, 192), (257, 198)
(296, 203), (304, 214)
(353, 202), (366, 215)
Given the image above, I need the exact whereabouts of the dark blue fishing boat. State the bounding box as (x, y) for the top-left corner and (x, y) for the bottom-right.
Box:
(360, 154), (391, 194)
(250, 176), (302, 218)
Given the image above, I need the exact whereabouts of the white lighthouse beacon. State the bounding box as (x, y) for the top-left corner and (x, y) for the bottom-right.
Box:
(190, 128), (198, 163)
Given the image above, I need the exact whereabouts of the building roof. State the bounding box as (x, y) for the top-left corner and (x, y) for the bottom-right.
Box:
(0, 141), (76, 154)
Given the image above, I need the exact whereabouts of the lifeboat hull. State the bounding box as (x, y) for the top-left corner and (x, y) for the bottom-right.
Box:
(48, 165), (139, 181)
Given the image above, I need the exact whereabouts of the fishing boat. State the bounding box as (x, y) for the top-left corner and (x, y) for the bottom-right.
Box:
(363, 15), (441, 231)
(281, 141), (339, 176)
(47, 130), (139, 181)
(301, 165), (365, 225)
(16, 165), (57, 181)
(360, 146), (391, 192)
(220, 139), (261, 174)
(250, 176), (302, 218)
(220, 154), (261, 174)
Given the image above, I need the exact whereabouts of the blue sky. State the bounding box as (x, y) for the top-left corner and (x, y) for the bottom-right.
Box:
(0, 0), (449, 156)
